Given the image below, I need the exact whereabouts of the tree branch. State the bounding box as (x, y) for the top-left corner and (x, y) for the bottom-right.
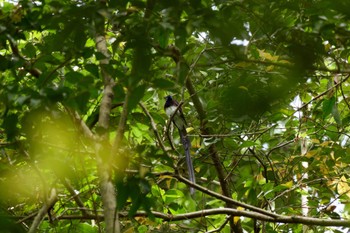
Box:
(7, 36), (42, 78)
(197, 57), (350, 74)
(94, 9), (119, 233)
(65, 107), (96, 140)
(61, 178), (90, 217)
(27, 189), (57, 233)
(185, 64), (243, 233)
(156, 43), (243, 233)
(112, 90), (129, 151)
(24, 207), (350, 228)
(139, 102), (168, 154)
(175, 174), (279, 218)
(296, 74), (350, 112)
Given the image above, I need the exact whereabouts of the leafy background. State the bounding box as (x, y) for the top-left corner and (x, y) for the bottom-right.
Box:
(1, 0), (350, 232)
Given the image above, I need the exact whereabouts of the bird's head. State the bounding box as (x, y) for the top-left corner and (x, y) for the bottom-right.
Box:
(165, 95), (173, 101)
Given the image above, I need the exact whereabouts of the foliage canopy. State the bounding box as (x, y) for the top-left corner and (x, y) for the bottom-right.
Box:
(1, 0), (350, 232)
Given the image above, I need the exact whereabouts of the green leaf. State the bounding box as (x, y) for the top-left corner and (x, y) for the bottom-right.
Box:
(158, 28), (170, 48)
(138, 225), (148, 233)
(85, 64), (99, 78)
(164, 189), (184, 204)
(0, 55), (10, 71)
(127, 84), (146, 112)
(65, 71), (85, 84)
(322, 96), (336, 119)
(0, 211), (25, 233)
(22, 43), (37, 58)
(131, 125), (143, 144)
(75, 90), (90, 113)
(332, 103), (342, 125)
(76, 223), (97, 233)
(116, 179), (129, 211)
(152, 78), (176, 89)
(342, 114), (350, 126)
(325, 124), (339, 141)
(241, 141), (259, 148)
(2, 114), (18, 140)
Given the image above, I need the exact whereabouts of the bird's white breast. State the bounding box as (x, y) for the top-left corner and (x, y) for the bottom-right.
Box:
(165, 105), (178, 118)
(166, 105), (185, 129)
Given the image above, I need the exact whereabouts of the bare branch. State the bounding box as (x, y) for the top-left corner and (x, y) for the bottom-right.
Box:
(94, 9), (119, 233)
(24, 208), (350, 228)
(65, 107), (96, 141)
(176, 174), (279, 218)
(61, 178), (90, 217)
(28, 189), (57, 233)
(112, 91), (129, 151)
(206, 216), (231, 233)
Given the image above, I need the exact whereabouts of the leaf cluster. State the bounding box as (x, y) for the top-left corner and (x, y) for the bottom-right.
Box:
(1, 0), (350, 232)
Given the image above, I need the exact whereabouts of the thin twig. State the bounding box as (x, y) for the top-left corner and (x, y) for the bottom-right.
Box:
(339, 74), (350, 110)
(61, 178), (90, 217)
(41, 57), (72, 86)
(296, 74), (350, 112)
(7, 36), (42, 78)
(139, 102), (168, 154)
(205, 215), (231, 233)
(165, 101), (184, 150)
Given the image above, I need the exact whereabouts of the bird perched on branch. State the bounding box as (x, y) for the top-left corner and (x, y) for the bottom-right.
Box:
(164, 95), (195, 195)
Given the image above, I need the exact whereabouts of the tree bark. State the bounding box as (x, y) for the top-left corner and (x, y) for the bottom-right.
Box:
(94, 14), (120, 233)
(28, 189), (57, 233)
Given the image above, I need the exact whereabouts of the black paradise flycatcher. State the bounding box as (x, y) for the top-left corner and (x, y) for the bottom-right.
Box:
(164, 95), (195, 194)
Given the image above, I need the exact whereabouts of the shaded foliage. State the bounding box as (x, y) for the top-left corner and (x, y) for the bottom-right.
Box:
(1, 0), (350, 232)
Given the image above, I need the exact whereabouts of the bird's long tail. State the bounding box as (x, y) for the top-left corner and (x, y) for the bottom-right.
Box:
(180, 129), (195, 195)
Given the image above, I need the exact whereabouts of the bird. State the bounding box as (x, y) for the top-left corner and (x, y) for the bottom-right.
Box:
(164, 95), (195, 195)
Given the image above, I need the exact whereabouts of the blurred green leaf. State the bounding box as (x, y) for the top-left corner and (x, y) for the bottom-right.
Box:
(152, 78), (175, 89)
(2, 114), (18, 140)
(22, 43), (37, 58)
(2, 0), (350, 232)
(332, 103), (342, 125)
(128, 84), (146, 112)
(322, 96), (336, 119)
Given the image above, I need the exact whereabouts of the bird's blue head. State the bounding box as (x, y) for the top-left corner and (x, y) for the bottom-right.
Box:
(164, 95), (174, 109)
(165, 95), (172, 101)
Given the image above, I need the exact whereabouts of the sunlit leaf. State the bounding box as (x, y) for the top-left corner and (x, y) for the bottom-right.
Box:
(337, 176), (350, 199)
(281, 180), (293, 189)
(234, 207), (244, 224)
(258, 49), (279, 61)
(241, 141), (259, 148)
